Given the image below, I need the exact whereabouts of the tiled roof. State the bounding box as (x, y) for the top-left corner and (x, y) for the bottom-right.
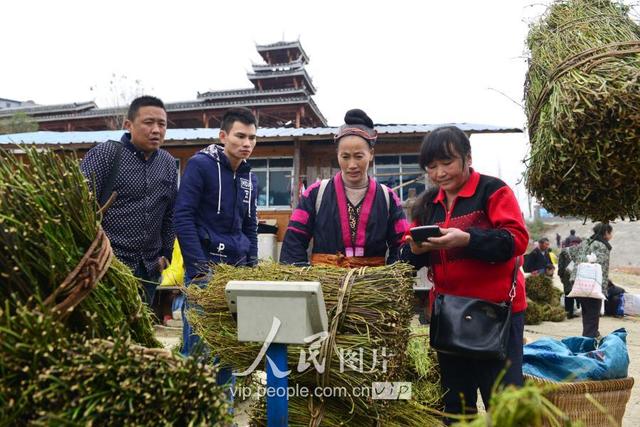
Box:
(256, 40), (310, 64)
(196, 87), (308, 100)
(246, 68), (316, 94)
(30, 95), (323, 123)
(0, 101), (97, 117)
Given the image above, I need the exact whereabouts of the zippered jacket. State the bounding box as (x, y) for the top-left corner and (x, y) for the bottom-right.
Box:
(174, 144), (258, 278)
(401, 169), (529, 312)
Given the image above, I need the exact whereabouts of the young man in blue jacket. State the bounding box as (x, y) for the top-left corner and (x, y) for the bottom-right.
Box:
(174, 107), (258, 362)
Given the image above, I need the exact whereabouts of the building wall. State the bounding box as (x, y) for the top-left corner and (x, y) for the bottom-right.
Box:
(23, 133), (426, 242)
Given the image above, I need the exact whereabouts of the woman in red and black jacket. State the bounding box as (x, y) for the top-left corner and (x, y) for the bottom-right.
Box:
(401, 126), (528, 421)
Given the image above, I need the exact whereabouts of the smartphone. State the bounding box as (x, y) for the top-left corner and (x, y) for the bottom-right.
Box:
(410, 225), (443, 243)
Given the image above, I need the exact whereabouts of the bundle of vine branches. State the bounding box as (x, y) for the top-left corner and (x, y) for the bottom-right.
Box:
(526, 275), (563, 305)
(405, 326), (443, 410)
(0, 302), (232, 426)
(452, 381), (578, 427)
(525, 275), (566, 324)
(526, 300), (568, 325)
(0, 147), (157, 346)
(249, 326), (445, 426)
(187, 262), (443, 425)
(384, 326), (444, 426)
(525, 0), (640, 221)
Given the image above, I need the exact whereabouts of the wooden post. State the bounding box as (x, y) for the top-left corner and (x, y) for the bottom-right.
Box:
(202, 113), (208, 128)
(252, 109), (260, 126)
(295, 106), (304, 128)
(292, 138), (301, 208)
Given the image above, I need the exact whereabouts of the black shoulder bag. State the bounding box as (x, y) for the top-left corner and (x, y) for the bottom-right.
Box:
(98, 140), (123, 208)
(430, 256), (521, 360)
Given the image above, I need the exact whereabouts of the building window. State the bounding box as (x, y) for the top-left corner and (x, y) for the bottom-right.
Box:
(251, 158), (293, 208)
(373, 154), (425, 201)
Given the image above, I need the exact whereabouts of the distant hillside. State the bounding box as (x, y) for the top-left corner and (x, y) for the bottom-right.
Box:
(542, 220), (640, 268)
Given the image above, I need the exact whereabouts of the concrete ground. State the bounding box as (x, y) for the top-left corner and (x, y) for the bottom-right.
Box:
(154, 324), (180, 351)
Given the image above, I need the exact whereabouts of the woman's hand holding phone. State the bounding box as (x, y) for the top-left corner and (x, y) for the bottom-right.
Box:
(407, 227), (471, 254)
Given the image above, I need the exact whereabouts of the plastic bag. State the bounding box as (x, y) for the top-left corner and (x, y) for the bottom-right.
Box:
(567, 255), (605, 299)
(523, 328), (629, 381)
(160, 240), (184, 287)
(623, 293), (640, 316)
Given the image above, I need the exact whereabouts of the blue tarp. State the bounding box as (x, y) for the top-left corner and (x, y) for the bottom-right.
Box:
(523, 328), (629, 381)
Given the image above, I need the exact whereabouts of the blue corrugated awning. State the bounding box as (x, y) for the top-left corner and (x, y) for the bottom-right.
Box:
(0, 123), (521, 146)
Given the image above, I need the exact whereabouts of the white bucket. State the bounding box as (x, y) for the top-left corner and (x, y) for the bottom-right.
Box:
(258, 233), (278, 262)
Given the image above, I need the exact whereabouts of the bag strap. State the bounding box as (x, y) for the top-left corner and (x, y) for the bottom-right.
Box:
(315, 178), (330, 214)
(99, 140), (123, 207)
(380, 184), (391, 210)
(509, 256), (521, 302)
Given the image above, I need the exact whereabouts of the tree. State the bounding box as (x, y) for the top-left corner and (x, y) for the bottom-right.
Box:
(89, 73), (148, 130)
(0, 112), (38, 135)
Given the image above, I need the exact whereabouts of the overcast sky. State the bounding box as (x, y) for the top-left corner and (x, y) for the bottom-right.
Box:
(3, 0), (552, 127)
(3, 1), (637, 217)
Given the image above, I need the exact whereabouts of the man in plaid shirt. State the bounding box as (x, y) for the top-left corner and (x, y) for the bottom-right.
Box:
(81, 96), (177, 305)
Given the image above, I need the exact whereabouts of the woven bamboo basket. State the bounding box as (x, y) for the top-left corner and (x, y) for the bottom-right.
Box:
(524, 374), (634, 426)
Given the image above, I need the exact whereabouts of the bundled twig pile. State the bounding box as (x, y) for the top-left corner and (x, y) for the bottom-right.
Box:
(525, 0), (640, 221)
(525, 275), (567, 325)
(187, 262), (443, 425)
(452, 380), (579, 427)
(0, 147), (157, 346)
(405, 326), (443, 411)
(380, 326), (444, 426)
(0, 302), (232, 426)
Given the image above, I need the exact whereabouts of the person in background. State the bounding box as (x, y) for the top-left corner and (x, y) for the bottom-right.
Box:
(401, 126), (528, 422)
(604, 280), (625, 318)
(556, 232), (561, 248)
(570, 223), (613, 338)
(523, 237), (553, 276)
(558, 246), (580, 318)
(563, 229), (582, 248)
(80, 95), (177, 305)
(174, 108), (258, 400)
(280, 108), (408, 267)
